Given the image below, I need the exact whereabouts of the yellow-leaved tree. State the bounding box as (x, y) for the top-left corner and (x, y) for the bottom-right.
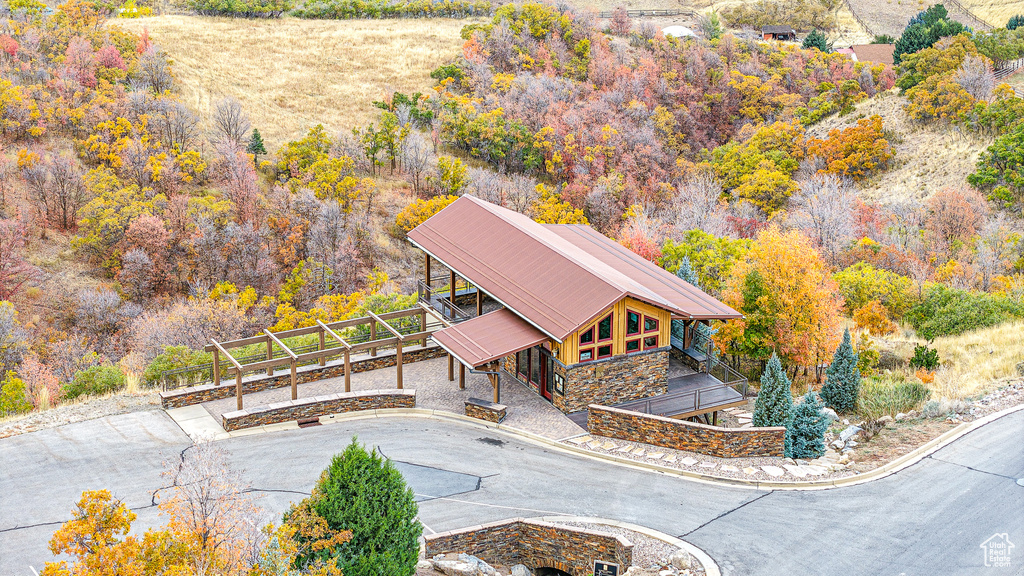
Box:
(531, 184), (588, 224)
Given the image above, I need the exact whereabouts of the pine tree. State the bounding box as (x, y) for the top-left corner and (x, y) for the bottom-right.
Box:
(752, 352), (793, 427)
(246, 128), (266, 168)
(821, 327), (861, 413)
(673, 257), (699, 342)
(1008, 14), (1024, 30)
(786, 390), (829, 458)
(802, 29), (830, 52)
(287, 438), (422, 576)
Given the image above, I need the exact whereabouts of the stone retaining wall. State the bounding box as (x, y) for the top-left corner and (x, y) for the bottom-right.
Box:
(424, 518), (632, 576)
(160, 345), (446, 408)
(464, 398), (506, 423)
(588, 404), (785, 458)
(221, 389), (415, 431)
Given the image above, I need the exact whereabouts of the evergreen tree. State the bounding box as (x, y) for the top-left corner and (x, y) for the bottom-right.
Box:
(752, 353), (793, 427)
(821, 327), (861, 413)
(287, 438), (422, 576)
(802, 29), (830, 52)
(786, 391), (829, 458)
(1009, 15), (1024, 30)
(673, 257), (699, 342)
(246, 128), (267, 168)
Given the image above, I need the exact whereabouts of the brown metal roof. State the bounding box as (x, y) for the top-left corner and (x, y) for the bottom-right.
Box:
(431, 309), (548, 368)
(850, 44), (895, 66)
(762, 25), (794, 34)
(407, 195), (740, 341)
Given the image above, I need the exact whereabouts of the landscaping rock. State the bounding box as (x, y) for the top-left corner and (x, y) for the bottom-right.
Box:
(431, 559), (479, 576)
(1016, 360), (1024, 377)
(624, 567), (660, 576)
(877, 415), (893, 425)
(417, 560), (434, 571)
(839, 425), (862, 442)
(831, 439), (845, 450)
(668, 549), (692, 570)
(510, 565), (532, 576)
(895, 412), (907, 421)
(821, 407), (839, 421)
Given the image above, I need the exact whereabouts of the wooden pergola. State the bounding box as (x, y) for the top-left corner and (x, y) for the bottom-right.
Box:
(205, 305), (450, 411)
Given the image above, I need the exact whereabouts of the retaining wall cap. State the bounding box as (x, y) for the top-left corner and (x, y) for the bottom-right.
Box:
(589, 403), (787, 432)
(466, 397), (507, 410)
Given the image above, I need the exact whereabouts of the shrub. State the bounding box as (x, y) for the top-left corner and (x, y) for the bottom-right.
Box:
(286, 438), (421, 576)
(853, 300), (898, 335)
(857, 374), (930, 419)
(292, 0), (492, 19)
(905, 284), (1024, 339)
(821, 328), (860, 413)
(806, 116), (893, 180)
(142, 345), (214, 388)
(394, 195), (458, 235)
(63, 365), (126, 400)
(909, 344), (940, 370)
(0, 371), (32, 416)
(786, 391), (829, 458)
(753, 353), (793, 427)
(186, 0), (292, 17)
(802, 29), (829, 52)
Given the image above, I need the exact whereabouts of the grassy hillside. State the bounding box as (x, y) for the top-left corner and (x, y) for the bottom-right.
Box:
(961, 0), (1024, 27)
(113, 16), (475, 149)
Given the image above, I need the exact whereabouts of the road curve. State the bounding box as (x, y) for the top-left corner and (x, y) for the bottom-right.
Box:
(1, 408), (1021, 576)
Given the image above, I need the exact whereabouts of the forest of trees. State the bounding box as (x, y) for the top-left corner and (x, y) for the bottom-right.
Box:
(1, 1), (1023, 418)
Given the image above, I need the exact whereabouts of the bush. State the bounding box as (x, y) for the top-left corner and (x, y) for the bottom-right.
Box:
(286, 438), (421, 576)
(857, 374), (930, 419)
(905, 284), (1024, 339)
(142, 345), (213, 388)
(394, 195), (458, 235)
(821, 328), (860, 413)
(786, 391), (829, 458)
(63, 365), (126, 400)
(753, 353), (793, 427)
(909, 344), (940, 370)
(292, 0), (492, 19)
(853, 300), (898, 335)
(0, 371), (32, 416)
(186, 0), (292, 16)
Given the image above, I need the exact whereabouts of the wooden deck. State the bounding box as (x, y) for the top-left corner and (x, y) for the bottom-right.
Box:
(567, 372), (746, 429)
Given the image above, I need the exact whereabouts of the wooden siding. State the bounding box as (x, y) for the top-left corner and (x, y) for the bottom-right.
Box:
(554, 297), (671, 366)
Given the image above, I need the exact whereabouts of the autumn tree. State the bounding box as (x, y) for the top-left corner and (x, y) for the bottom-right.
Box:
(806, 116), (892, 180)
(0, 218), (36, 300)
(717, 226), (844, 378)
(610, 7), (632, 35)
(924, 186), (988, 254)
(0, 301), (27, 376)
(787, 174), (855, 265)
(394, 195), (458, 234)
(532, 185), (587, 224)
(213, 96), (251, 146)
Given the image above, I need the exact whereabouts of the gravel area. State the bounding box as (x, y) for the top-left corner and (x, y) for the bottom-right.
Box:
(202, 356), (585, 440)
(550, 520), (704, 575)
(0, 391), (161, 439)
(967, 380), (1024, 419)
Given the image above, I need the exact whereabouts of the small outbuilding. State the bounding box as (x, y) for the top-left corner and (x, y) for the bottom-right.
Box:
(762, 25), (795, 41)
(849, 43), (896, 66)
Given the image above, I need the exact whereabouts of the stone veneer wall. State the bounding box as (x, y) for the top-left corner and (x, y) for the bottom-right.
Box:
(588, 404), (785, 458)
(464, 399), (507, 423)
(222, 389), (415, 431)
(424, 518), (632, 576)
(558, 348), (669, 413)
(160, 345), (447, 409)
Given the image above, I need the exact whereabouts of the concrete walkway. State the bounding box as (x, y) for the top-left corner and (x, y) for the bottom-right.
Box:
(200, 357), (585, 440)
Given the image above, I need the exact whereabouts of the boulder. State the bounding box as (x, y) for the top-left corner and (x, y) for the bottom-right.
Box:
(895, 412), (907, 421)
(821, 407), (839, 422)
(830, 439), (845, 450)
(668, 548), (692, 570)
(417, 560), (434, 571)
(624, 567), (661, 576)
(431, 559), (481, 576)
(510, 565), (532, 576)
(458, 554), (499, 576)
(876, 415), (893, 425)
(839, 425), (862, 442)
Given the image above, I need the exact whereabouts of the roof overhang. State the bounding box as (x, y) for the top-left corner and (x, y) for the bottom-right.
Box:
(431, 309), (549, 369)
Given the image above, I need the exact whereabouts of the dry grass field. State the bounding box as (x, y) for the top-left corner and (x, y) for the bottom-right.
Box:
(806, 90), (992, 203)
(961, 0), (1024, 28)
(113, 16), (477, 149)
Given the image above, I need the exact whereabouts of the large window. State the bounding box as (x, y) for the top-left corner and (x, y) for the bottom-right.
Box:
(597, 313), (613, 341)
(579, 348), (594, 362)
(597, 345), (612, 359)
(626, 310), (640, 336)
(625, 339), (640, 352)
(579, 327), (594, 345)
(530, 348), (541, 385)
(644, 315), (659, 333)
(643, 336), (659, 349)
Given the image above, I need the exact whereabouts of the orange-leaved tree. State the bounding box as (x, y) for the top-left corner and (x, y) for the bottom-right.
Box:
(717, 226), (844, 381)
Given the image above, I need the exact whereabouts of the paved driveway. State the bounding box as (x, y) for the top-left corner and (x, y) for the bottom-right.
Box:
(1, 409), (1021, 576)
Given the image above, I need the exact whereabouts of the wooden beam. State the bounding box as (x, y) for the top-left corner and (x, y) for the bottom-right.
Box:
(318, 328), (326, 367)
(317, 320), (352, 350)
(264, 330), (298, 360)
(425, 253), (430, 286)
(450, 269), (456, 300)
(367, 311), (405, 340)
(344, 348), (351, 393)
(459, 362), (465, 390)
(290, 360), (297, 401)
(369, 320), (376, 357)
(213, 348), (220, 387)
(236, 371), (243, 410)
(265, 336), (273, 376)
(396, 338), (403, 390)
(211, 339), (244, 371)
(683, 320), (693, 350)
(476, 286), (482, 316)
(447, 354), (454, 382)
(420, 310), (427, 348)
(419, 302), (453, 328)
(349, 336), (400, 354)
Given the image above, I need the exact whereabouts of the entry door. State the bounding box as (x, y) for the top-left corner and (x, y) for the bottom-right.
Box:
(540, 352), (553, 401)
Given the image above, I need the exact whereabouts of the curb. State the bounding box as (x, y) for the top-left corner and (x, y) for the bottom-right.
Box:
(202, 402), (1024, 491)
(532, 515), (721, 576)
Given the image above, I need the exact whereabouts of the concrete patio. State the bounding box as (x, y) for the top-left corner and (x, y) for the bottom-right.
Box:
(200, 357), (585, 440)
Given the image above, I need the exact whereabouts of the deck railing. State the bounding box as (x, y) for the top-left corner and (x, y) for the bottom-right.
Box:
(417, 279), (472, 323)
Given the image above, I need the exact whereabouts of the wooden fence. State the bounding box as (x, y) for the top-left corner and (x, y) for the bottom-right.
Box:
(203, 304), (450, 411)
(596, 8), (692, 18)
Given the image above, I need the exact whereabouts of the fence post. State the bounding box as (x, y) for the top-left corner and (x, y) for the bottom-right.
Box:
(318, 328), (326, 367)
(370, 320), (377, 357)
(344, 348), (351, 393)
(396, 339), (403, 390)
(420, 310), (427, 347)
(290, 360), (297, 401)
(236, 370), (243, 411)
(266, 337), (274, 376)
(213, 349), (220, 387)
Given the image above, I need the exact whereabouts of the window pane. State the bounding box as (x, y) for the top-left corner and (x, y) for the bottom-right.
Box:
(626, 339), (640, 352)
(644, 336), (658, 348)
(598, 315), (612, 340)
(517, 350), (527, 376)
(626, 311), (640, 335)
(644, 317), (658, 332)
(580, 349), (594, 362)
(530, 348), (540, 384)
(598, 345), (611, 358)
(580, 327), (594, 345)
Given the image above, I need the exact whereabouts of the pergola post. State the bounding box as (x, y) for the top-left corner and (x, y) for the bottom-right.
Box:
(264, 329), (299, 400)
(212, 339), (244, 410)
(318, 329), (326, 367)
(290, 360), (297, 400)
(212, 349), (220, 386)
(459, 363), (465, 390)
(266, 337), (274, 376)
(396, 338), (403, 390)
(367, 311), (406, 392)
(683, 319), (693, 349)
(476, 286), (482, 316)
(450, 269), (456, 300)
(420, 310), (427, 348)
(490, 367), (500, 403)
(319, 321), (352, 394)
(448, 354), (454, 382)
(370, 320), (377, 357)
(236, 371), (243, 410)
(425, 253), (431, 286)
(344, 349), (351, 392)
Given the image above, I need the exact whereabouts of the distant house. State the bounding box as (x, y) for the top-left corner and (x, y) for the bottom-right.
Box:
(762, 25), (795, 41)
(848, 44), (896, 66)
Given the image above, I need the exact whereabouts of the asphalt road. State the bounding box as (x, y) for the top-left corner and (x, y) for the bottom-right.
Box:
(1, 409), (1022, 576)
